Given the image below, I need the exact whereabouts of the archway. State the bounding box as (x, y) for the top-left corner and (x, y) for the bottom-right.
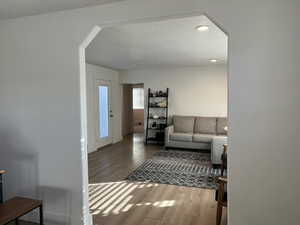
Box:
(79, 14), (228, 225)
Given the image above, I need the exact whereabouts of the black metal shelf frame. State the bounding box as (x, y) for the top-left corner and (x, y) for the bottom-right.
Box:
(145, 88), (169, 145)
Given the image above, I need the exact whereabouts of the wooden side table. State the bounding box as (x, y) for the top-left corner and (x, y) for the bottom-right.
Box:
(0, 197), (43, 225)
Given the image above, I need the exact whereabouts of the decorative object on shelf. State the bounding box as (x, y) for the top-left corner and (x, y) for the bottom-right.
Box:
(149, 90), (168, 98)
(152, 122), (157, 128)
(145, 88), (169, 145)
(158, 101), (167, 108)
(153, 115), (159, 119)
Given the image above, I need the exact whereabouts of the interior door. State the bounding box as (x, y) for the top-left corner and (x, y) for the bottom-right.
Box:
(95, 80), (113, 148)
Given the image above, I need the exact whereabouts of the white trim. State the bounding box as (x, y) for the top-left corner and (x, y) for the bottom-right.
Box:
(79, 25), (101, 225)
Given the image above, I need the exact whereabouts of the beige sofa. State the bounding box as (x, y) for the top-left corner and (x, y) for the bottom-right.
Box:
(165, 115), (227, 150)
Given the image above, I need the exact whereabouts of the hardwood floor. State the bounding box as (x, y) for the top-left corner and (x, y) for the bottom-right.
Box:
(88, 134), (227, 225)
(88, 134), (158, 184)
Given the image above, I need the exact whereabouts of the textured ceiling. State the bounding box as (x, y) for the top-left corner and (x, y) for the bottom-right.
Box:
(86, 15), (228, 70)
(0, 0), (123, 20)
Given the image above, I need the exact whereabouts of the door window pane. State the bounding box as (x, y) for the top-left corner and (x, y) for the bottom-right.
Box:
(98, 86), (109, 138)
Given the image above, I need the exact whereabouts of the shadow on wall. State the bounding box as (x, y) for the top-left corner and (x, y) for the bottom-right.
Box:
(38, 186), (71, 225)
(0, 126), (39, 200)
(0, 126), (72, 225)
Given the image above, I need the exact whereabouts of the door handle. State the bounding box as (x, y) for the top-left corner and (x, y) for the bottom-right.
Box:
(110, 115), (114, 118)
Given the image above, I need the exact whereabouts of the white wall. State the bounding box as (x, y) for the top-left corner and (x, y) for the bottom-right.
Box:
(86, 64), (122, 153)
(120, 65), (227, 118)
(0, 1), (299, 225)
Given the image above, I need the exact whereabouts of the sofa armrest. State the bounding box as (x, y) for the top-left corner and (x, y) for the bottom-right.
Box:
(165, 125), (174, 144)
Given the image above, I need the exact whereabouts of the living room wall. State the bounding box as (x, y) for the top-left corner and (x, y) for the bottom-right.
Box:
(120, 65), (227, 118)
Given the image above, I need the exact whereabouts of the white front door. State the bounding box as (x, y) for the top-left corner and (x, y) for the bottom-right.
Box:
(95, 80), (113, 148)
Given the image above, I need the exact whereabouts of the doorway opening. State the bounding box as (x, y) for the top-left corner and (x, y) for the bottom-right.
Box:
(132, 84), (145, 134)
(80, 14), (228, 225)
(122, 83), (145, 137)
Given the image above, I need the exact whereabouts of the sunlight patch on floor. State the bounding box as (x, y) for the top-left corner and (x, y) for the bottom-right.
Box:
(89, 181), (176, 216)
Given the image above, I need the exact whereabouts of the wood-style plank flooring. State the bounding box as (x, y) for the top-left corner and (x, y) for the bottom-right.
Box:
(88, 134), (227, 225)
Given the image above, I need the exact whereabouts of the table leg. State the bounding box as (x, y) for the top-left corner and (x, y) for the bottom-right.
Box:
(0, 174), (3, 204)
(40, 205), (44, 225)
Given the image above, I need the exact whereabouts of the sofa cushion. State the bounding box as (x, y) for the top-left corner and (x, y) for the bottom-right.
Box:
(173, 116), (195, 133)
(194, 117), (217, 134)
(193, 134), (215, 143)
(170, 133), (193, 142)
(217, 118), (228, 135)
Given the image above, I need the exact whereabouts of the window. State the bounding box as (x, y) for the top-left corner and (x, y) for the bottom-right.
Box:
(98, 85), (109, 138)
(133, 88), (144, 109)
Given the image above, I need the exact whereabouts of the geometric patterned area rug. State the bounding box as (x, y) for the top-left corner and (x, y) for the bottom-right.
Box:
(126, 150), (225, 189)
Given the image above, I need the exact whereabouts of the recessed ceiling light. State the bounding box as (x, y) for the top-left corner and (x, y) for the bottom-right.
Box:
(209, 59), (217, 63)
(195, 25), (209, 31)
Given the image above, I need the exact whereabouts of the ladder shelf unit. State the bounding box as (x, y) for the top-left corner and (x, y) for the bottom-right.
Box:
(145, 88), (169, 145)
